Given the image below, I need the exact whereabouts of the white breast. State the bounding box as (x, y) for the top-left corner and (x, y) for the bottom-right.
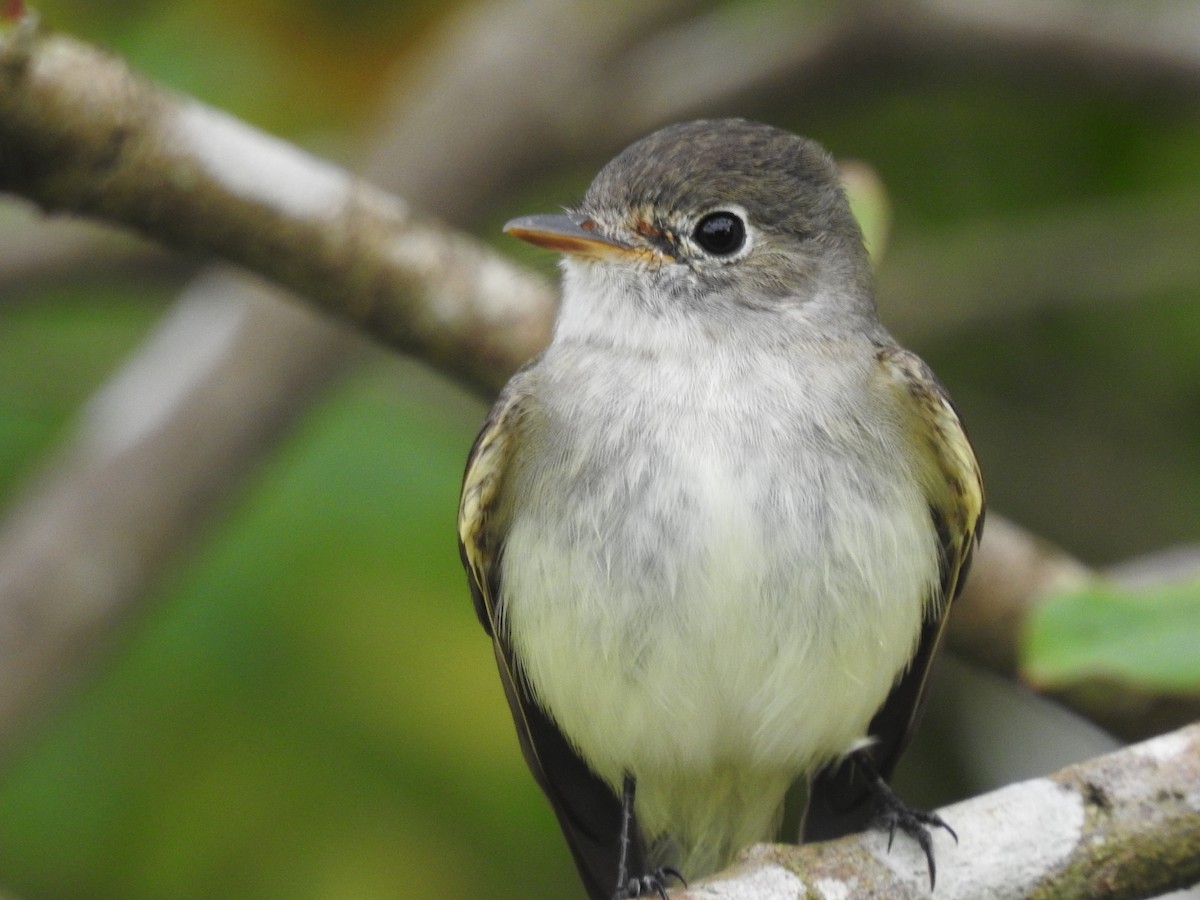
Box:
(499, 272), (940, 874)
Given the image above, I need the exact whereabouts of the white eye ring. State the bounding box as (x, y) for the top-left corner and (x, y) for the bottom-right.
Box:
(689, 204), (753, 261)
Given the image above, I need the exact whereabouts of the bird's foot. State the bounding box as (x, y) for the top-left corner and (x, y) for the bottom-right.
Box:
(612, 867), (685, 900)
(869, 775), (956, 889)
(610, 775), (686, 898)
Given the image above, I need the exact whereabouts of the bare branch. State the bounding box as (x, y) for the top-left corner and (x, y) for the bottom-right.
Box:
(878, 193), (1200, 345)
(0, 25), (554, 395)
(361, 0), (695, 216)
(678, 722), (1200, 899)
(0, 271), (353, 745)
(0, 207), (180, 297)
(10, 6), (1200, 385)
(901, 0), (1200, 91)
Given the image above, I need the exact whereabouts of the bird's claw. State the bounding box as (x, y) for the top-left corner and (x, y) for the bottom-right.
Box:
(613, 866), (685, 900)
(872, 780), (955, 889)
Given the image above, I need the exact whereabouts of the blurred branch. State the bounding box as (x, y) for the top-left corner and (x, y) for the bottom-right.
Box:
(680, 721), (1200, 899)
(361, 0), (699, 218)
(878, 193), (1200, 345)
(899, 0), (1200, 92)
(1110, 544), (1200, 588)
(9, 3), (1200, 359)
(950, 516), (1200, 742)
(0, 208), (184, 299)
(0, 271), (352, 744)
(949, 516), (1095, 677)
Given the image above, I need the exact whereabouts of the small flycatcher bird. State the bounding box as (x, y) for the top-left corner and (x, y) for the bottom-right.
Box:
(459, 119), (983, 899)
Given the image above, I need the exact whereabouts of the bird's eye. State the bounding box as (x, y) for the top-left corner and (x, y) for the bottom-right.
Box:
(692, 211), (746, 256)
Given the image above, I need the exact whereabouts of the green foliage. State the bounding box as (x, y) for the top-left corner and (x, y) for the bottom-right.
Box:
(1023, 582), (1200, 692)
(0, 361), (579, 899)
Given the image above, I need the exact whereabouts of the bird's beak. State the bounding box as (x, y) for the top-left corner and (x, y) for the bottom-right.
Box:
(503, 213), (645, 261)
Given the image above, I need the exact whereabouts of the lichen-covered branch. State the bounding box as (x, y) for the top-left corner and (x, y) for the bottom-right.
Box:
(679, 722), (1200, 899)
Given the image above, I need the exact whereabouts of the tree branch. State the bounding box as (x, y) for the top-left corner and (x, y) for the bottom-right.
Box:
(899, 0), (1200, 92)
(0, 271), (353, 745)
(0, 209), (179, 298)
(680, 722), (1200, 899)
(0, 21), (554, 395)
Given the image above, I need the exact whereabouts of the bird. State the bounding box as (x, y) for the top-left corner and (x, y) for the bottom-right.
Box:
(458, 118), (983, 899)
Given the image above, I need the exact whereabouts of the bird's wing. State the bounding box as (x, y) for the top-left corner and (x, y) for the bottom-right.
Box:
(803, 345), (985, 841)
(458, 375), (642, 900)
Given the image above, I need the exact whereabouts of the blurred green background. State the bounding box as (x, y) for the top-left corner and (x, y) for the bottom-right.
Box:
(1, 1), (1198, 898)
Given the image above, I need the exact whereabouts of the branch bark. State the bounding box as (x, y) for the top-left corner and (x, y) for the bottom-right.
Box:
(0, 22), (553, 396)
(681, 722), (1200, 899)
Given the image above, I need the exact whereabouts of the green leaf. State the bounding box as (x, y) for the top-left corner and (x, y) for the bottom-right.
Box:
(1022, 581), (1200, 692)
(841, 161), (892, 266)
